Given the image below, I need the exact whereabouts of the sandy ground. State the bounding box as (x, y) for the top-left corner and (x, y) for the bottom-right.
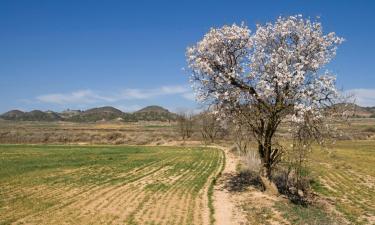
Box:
(213, 146), (247, 225)
(211, 146), (292, 225)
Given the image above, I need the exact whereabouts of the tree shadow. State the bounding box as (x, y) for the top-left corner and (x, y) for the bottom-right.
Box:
(219, 169), (313, 206)
(222, 170), (264, 192)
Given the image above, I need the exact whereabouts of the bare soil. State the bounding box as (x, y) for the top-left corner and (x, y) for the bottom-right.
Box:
(213, 146), (247, 225)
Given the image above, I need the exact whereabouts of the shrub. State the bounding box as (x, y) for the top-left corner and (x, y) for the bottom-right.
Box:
(273, 165), (313, 205)
(241, 150), (261, 174)
(364, 127), (375, 133)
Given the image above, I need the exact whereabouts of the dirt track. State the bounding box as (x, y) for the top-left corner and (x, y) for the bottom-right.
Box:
(213, 146), (246, 225)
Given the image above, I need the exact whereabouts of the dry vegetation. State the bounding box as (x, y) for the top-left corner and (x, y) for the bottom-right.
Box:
(0, 120), (180, 145)
(1, 117), (374, 146)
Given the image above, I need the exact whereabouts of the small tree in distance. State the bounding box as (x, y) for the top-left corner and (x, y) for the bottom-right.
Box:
(199, 108), (223, 144)
(186, 15), (344, 194)
(232, 119), (251, 155)
(176, 111), (194, 141)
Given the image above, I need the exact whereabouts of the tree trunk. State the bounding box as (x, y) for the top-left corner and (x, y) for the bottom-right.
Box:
(258, 143), (279, 195)
(260, 164), (279, 195)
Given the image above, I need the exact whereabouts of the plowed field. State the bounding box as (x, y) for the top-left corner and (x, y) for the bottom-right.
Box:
(0, 145), (223, 225)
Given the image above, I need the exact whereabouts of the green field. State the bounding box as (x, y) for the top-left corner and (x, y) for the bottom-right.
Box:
(309, 141), (375, 224)
(0, 145), (223, 225)
(238, 140), (375, 225)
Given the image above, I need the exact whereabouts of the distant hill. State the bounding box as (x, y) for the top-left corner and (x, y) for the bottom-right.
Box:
(333, 103), (375, 118)
(0, 105), (177, 122)
(2, 104), (374, 122)
(84, 106), (123, 115)
(134, 106), (177, 121)
(354, 105), (375, 118)
(28, 110), (62, 121)
(136, 105), (170, 114)
(67, 106), (136, 122)
(60, 109), (82, 119)
(1, 110), (61, 121)
(1, 110), (25, 120)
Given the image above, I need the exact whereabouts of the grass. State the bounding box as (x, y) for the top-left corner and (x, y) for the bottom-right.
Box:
(275, 140), (375, 225)
(238, 140), (375, 225)
(274, 201), (336, 225)
(309, 140), (375, 224)
(241, 204), (275, 225)
(0, 144), (222, 225)
(207, 148), (225, 225)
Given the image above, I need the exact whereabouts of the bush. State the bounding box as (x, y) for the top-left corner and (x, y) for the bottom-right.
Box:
(364, 127), (375, 133)
(241, 150), (261, 173)
(238, 149), (313, 203)
(273, 165), (313, 205)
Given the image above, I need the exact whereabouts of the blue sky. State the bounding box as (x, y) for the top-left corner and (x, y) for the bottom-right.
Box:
(1, 0), (375, 113)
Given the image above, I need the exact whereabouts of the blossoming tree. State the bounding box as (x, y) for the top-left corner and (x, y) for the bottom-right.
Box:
(186, 15), (343, 192)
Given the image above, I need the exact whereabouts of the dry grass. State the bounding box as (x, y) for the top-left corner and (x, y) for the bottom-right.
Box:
(0, 120), (179, 145)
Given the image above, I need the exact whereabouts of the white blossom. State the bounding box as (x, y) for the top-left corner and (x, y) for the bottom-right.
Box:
(186, 15), (343, 124)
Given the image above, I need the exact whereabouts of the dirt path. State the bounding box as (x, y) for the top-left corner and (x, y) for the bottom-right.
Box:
(213, 146), (246, 225)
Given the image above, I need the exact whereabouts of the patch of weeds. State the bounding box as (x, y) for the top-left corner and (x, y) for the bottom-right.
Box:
(241, 204), (273, 225)
(125, 215), (139, 225)
(335, 203), (363, 224)
(0, 219), (13, 225)
(363, 127), (375, 133)
(310, 179), (331, 196)
(235, 162), (242, 172)
(275, 201), (336, 225)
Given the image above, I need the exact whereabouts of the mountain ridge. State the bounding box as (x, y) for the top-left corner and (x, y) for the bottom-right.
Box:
(0, 106), (177, 122)
(2, 104), (374, 122)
